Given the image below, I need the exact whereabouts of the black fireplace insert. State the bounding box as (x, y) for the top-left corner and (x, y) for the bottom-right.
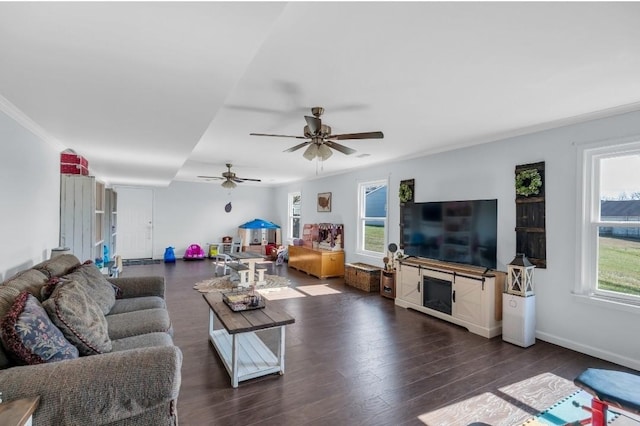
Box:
(423, 276), (452, 315)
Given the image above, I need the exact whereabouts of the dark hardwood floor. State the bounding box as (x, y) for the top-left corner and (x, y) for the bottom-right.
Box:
(122, 259), (635, 425)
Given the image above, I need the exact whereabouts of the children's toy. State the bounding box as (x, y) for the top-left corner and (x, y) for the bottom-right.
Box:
(164, 246), (176, 263)
(183, 244), (205, 260)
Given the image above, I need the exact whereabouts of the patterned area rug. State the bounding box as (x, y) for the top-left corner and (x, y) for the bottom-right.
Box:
(523, 389), (619, 425)
(193, 274), (290, 293)
(419, 372), (634, 426)
(418, 372), (581, 426)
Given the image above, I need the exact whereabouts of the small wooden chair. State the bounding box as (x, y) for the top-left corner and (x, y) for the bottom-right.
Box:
(573, 368), (640, 426)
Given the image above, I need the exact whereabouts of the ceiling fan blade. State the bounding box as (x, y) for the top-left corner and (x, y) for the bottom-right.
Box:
(225, 105), (285, 114)
(197, 175), (223, 180)
(236, 177), (262, 182)
(250, 133), (306, 139)
(305, 116), (321, 134)
(284, 141), (311, 153)
(325, 141), (357, 155)
(329, 131), (384, 140)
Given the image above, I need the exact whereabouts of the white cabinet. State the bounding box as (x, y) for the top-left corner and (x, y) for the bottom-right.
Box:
(395, 258), (505, 338)
(60, 174), (106, 262)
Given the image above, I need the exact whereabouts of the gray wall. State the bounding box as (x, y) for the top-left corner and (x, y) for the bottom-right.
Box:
(146, 181), (277, 259)
(275, 109), (640, 371)
(0, 111), (60, 279)
(2, 106), (640, 370)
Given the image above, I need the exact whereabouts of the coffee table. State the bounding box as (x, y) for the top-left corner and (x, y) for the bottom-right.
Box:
(203, 292), (295, 388)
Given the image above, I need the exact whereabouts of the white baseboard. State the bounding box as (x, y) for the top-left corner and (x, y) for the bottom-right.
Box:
(536, 331), (640, 371)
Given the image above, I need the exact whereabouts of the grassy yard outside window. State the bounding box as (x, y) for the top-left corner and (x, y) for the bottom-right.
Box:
(357, 180), (388, 255)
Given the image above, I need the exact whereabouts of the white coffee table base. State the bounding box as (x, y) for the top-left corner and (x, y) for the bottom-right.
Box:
(208, 309), (285, 388)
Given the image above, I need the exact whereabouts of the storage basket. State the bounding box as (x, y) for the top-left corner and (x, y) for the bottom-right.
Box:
(345, 263), (382, 292)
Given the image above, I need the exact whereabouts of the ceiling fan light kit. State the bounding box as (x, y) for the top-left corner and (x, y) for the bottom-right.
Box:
(250, 106), (384, 161)
(302, 143), (333, 161)
(221, 179), (236, 189)
(317, 143), (332, 160)
(303, 144), (318, 160)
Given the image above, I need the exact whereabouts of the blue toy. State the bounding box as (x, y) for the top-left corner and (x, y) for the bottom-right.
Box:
(164, 246), (176, 263)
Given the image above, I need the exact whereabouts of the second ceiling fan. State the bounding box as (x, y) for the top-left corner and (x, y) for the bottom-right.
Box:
(250, 107), (384, 161)
(197, 163), (261, 189)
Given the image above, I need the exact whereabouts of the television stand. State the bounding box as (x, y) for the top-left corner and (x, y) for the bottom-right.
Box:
(395, 258), (505, 338)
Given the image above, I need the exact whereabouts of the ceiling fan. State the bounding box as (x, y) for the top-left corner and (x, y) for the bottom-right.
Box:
(197, 163), (261, 189)
(250, 107), (383, 161)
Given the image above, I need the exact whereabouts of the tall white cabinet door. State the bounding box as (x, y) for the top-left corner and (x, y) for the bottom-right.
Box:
(398, 263), (422, 305)
(60, 175), (96, 262)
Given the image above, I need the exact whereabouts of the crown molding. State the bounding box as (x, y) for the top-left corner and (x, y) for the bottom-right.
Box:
(0, 94), (65, 151)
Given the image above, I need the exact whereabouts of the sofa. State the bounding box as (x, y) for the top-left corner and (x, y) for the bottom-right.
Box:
(0, 254), (182, 425)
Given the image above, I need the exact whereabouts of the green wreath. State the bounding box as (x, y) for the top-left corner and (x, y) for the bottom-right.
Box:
(515, 169), (542, 197)
(399, 182), (413, 203)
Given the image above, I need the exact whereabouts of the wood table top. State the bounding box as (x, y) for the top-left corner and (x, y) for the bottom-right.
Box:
(0, 396), (40, 426)
(230, 252), (265, 261)
(203, 292), (295, 334)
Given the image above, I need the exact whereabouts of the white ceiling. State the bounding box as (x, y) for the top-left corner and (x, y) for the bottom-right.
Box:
(1, 2), (640, 187)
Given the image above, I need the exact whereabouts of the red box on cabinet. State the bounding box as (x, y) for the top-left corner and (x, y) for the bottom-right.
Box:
(60, 149), (89, 175)
(60, 152), (88, 167)
(60, 163), (89, 175)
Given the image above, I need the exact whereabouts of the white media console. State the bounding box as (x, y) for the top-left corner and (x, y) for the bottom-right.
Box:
(395, 258), (506, 338)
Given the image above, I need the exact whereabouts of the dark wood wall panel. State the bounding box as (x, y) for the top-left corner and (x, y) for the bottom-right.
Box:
(515, 161), (547, 268)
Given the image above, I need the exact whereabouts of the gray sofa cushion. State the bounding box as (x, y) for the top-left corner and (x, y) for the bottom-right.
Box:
(60, 264), (117, 315)
(109, 296), (166, 315)
(111, 332), (174, 352)
(106, 309), (172, 340)
(2, 269), (48, 301)
(43, 280), (112, 355)
(33, 254), (81, 279)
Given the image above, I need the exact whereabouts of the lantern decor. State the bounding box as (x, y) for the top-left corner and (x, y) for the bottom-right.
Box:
(507, 253), (535, 296)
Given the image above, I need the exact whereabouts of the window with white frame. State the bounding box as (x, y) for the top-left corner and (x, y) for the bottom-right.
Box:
(357, 180), (388, 254)
(577, 138), (640, 304)
(288, 191), (301, 240)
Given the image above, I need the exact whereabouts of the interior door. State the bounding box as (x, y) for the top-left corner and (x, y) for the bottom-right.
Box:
(116, 187), (153, 259)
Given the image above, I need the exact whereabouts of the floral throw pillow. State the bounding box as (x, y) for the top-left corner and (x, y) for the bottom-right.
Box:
(0, 291), (79, 365)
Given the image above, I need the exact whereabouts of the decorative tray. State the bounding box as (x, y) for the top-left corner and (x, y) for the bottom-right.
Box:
(222, 290), (265, 312)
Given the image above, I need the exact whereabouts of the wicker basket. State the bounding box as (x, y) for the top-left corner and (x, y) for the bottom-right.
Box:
(345, 263), (382, 292)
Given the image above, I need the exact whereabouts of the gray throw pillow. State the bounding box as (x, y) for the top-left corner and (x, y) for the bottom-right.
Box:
(43, 280), (112, 356)
(60, 264), (117, 315)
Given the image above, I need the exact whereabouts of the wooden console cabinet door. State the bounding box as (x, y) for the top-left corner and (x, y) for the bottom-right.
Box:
(398, 263), (421, 305)
(452, 275), (484, 326)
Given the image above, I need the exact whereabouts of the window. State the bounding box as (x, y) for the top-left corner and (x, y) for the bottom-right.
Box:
(288, 192), (301, 240)
(357, 180), (388, 254)
(577, 138), (640, 305)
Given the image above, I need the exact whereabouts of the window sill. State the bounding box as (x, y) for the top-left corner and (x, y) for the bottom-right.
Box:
(354, 250), (384, 261)
(571, 292), (640, 315)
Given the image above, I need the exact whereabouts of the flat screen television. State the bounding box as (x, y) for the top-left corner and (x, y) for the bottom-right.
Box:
(401, 199), (498, 269)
